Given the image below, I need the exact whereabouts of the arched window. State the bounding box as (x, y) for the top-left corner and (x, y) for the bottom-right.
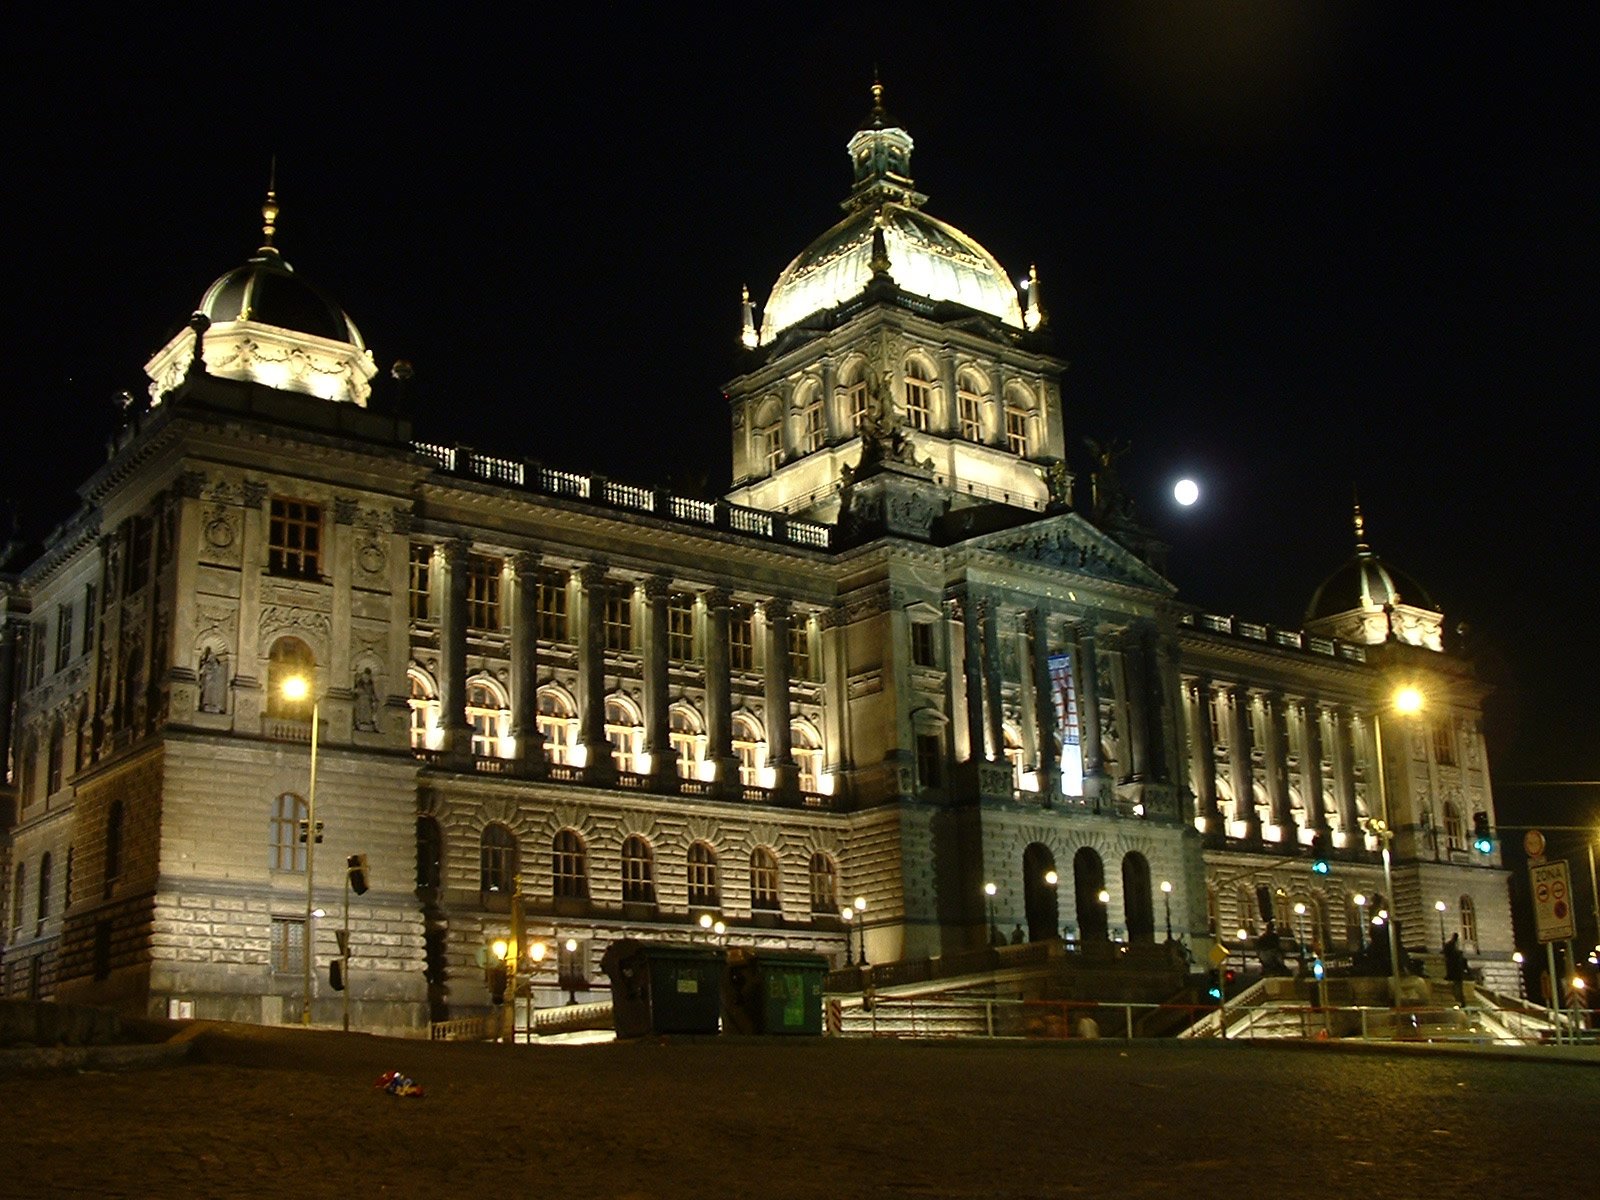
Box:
(47, 722), (64, 794)
(621, 835), (655, 904)
(479, 823), (518, 893)
(687, 841), (719, 909)
(415, 816), (443, 890)
(669, 706), (704, 780)
(797, 386), (825, 454)
(1443, 801), (1464, 851)
(754, 399), (783, 475)
(466, 680), (506, 758)
(605, 696), (642, 774)
(37, 852), (53, 925)
(1459, 894), (1478, 948)
(537, 688), (576, 766)
(1004, 384), (1035, 455)
(792, 722), (822, 792)
(732, 715), (764, 787)
(1122, 852), (1155, 943)
(841, 362), (869, 433)
(408, 670), (437, 751)
(11, 864), (24, 934)
(271, 793), (308, 872)
(809, 853), (838, 914)
(750, 847), (781, 912)
(956, 370), (986, 441)
(903, 359), (933, 431)
(1023, 843), (1059, 942)
(1073, 847), (1108, 942)
(552, 830), (588, 900)
(266, 637), (316, 718)
(104, 800), (125, 898)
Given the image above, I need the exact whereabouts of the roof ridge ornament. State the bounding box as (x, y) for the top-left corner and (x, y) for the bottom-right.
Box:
(739, 284), (759, 350)
(1023, 263), (1044, 332)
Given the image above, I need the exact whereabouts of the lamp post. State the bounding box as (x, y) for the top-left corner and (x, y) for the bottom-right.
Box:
(853, 895), (868, 966)
(281, 675), (319, 1027)
(1369, 684), (1422, 1008)
(1293, 901), (1308, 955)
(1435, 899), (1447, 948)
(1160, 880), (1174, 942)
(984, 881), (998, 947)
(525, 939), (546, 1041)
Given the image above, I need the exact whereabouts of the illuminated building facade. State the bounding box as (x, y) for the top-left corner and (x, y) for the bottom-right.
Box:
(0, 93), (1513, 1028)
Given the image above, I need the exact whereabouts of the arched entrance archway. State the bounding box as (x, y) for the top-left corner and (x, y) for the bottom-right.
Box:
(1023, 843), (1059, 942)
(1122, 852), (1155, 944)
(1074, 847), (1108, 942)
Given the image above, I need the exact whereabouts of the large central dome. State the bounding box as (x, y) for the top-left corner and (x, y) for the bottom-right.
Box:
(758, 86), (1025, 345)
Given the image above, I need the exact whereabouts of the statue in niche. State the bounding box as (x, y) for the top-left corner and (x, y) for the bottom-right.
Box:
(198, 648), (227, 713)
(353, 668), (379, 731)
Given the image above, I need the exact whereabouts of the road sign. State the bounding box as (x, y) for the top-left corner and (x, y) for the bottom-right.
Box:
(1524, 829), (1546, 861)
(1208, 941), (1230, 968)
(1531, 859), (1576, 943)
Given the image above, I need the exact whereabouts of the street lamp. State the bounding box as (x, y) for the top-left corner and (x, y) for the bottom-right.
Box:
(1160, 880), (1174, 941)
(984, 882), (998, 947)
(281, 673), (319, 1027)
(1368, 684), (1423, 1008)
(1293, 901), (1308, 953)
(1435, 899), (1448, 947)
(1352, 894), (1367, 953)
(853, 895), (868, 965)
(525, 939), (546, 1040)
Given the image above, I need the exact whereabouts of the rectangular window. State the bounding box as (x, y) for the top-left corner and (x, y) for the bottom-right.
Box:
(729, 605), (755, 672)
(56, 605), (73, 672)
(958, 394), (983, 441)
(668, 596), (696, 662)
(801, 401), (825, 453)
(408, 544), (432, 620)
(467, 555), (502, 630)
(916, 732), (943, 788)
(537, 574), (569, 642)
(268, 499), (321, 578)
(910, 621), (936, 668)
(82, 585), (97, 654)
(604, 585), (633, 652)
(270, 917), (305, 973)
(1005, 407), (1030, 455)
(904, 378), (932, 431)
(761, 425), (782, 474)
(789, 620), (811, 681)
(127, 515), (153, 592)
(846, 382), (868, 433)
(1433, 721), (1457, 766)
(750, 851), (781, 912)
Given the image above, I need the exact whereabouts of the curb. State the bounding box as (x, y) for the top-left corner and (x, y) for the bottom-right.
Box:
(0, 1040), (194, 1076)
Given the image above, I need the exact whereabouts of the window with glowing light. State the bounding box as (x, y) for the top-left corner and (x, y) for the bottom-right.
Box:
(621, 835), (655, 904)
(1004, 406), (1030, 456)
(408, 672), (436, 750)
(537, 689), (575, 765)
(809, 853), (838, 914)
(270, 793), (308, 872)
(750, 847), (781, 912)
(793, 722), (822, 792)
(1459, 894), (1477, 948)
(480, 823), (518, 893)
(467, 555), (502, 631)
(957, 371), (985, 441)
(799, 393), (825, 454)
(669, 706), (703, 779)
(733, 715), (763, 786)
(268, 499), (321, 578)
(467, 680), (505, 758)
(687, 841), (720, 908)
(604, 696), (641, 773)
(408, 544), (432, 620)
(552, 829), (588, 900)
(903, 360), (933, 431)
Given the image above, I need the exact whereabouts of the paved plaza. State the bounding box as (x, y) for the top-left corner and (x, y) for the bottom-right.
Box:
(5, 1026), (1597, 1198)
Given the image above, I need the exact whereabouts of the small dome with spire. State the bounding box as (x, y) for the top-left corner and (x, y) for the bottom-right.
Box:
(1305, 503), (1443, 651)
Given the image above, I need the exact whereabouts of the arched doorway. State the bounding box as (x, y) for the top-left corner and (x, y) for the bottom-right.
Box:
(1122, 852), (1155, 944)
(1023, 843), (1059, 942)
(1074, 847), (1108, 942)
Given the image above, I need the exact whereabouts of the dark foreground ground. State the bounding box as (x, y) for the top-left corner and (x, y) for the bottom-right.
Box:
(4, 1026), (1596, 1199)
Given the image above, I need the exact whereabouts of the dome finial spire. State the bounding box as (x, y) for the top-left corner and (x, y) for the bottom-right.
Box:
(1023, 263), (1044, 332)
(260, 156), (280, 255)
(1352, 487), (1370, 555)
(739, 284), (759, 350)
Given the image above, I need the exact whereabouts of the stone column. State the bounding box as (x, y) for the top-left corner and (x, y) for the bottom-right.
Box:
(940, 348), (960, 438)
(960, 595), (986, 762)
(945, 596), (973, 763)
(1075, 622), (1103, 779)
(980, 599), (1005, 762)
(703, 587), (738, 790)
(167, 472), (205, 690)
(1028, 610), (1058, 798)
(820, 356), (840, 443)
(763, 598), (798, 793)
(1331, 704), (1359, 836)
(0, 619), (18, 780)
(1121, 631), (1149, 781)
(1302, 702), (1329, 832)
(641, 575), (673, 782)
(1227, 687), (1259, 838)
(1264, 692), (1295, 838)
(508, 551), (543, 765)
(575, 563), (613, 777)
(436, 540), (471, 758)
(1189, 677), (1220, 828)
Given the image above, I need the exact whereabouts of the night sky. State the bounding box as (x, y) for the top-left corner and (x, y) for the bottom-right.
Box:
(6, 3), (1595, 837)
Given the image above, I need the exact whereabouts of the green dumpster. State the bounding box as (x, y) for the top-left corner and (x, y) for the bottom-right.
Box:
(600, 940), (724, 1037)
(723, 948), (828, 1035)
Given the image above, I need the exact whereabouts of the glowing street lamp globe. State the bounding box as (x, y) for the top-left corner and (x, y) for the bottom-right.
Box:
(1393, 685), (1424, 715)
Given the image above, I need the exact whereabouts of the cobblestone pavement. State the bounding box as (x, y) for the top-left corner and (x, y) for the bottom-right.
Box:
(4, 1025), (1597, 1199)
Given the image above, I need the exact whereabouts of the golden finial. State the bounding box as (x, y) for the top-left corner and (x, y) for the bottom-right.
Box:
(1024, 263), (1044, 332)
(740, 284), (759, 350)
(1353, 493), (1369, 554)
(260, 156), (279, 252)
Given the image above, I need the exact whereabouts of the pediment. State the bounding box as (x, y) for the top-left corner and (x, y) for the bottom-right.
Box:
(965, 513), (1175, 594)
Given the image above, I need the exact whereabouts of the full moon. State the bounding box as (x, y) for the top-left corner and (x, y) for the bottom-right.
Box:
(1174, 478), (1200, 506)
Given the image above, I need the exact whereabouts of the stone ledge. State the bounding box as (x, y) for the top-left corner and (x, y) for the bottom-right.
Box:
(0, 1041), (192, 1076)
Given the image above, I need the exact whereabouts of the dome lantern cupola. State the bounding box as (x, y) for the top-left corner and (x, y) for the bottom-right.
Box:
(144, 181), (377, 406)
(844, 81), (927, 213)
(1305, 501), (1444, 651)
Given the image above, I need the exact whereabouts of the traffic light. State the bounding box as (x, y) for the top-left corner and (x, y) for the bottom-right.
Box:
(347, 853), (369, 895)
(1472, 811), (1494, 855)
(298, 820), (324, 844)
(329, 959), (345, 991)
(1310, 833), (1330, 875)
(486, 962), (508, 1005)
